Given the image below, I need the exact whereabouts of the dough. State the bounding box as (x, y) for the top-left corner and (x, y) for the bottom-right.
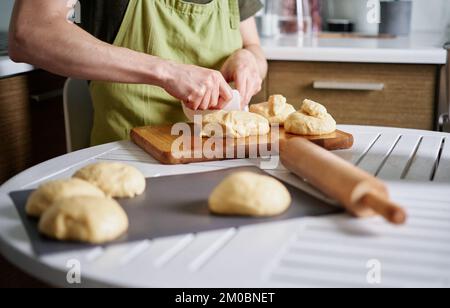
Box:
(285, 112), (336, 136)
(209, 172), (292, 217)
(249, 95), (296, 126)
(73, 162), (146, 198)
(25, 178), (105, 218)
(38, 196), (129, 244)
(268, 94), (286, 116)
(285, 100), (337, 136)
(301, 99), (328, 117)
(201, 111), (270, 138)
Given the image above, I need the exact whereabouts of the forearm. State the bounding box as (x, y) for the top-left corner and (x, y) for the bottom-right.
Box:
(239, 17), (267, 80)
(9, 5), (171, 86)
(8, 0), (232, 110)
(243, 44), (268, 79)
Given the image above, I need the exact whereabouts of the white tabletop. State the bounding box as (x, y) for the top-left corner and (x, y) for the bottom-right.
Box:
(1, 125), (450, 288)
(262, 32), (447, 64)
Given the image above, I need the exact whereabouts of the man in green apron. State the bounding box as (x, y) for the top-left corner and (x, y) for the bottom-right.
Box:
(10, 0), (267, 145)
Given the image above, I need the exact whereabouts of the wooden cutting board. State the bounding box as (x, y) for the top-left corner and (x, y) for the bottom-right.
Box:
(131, 125), (354, 165)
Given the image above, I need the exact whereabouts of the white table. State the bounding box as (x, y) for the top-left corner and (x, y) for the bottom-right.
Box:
(1, 126), (450, 288)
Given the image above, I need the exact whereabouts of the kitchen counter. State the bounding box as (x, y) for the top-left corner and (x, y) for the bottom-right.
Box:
(0, 56), (34, 78)
(0, 32), (447, 78)
(261, 32), (448, 64)
(0, 31), (34, 78)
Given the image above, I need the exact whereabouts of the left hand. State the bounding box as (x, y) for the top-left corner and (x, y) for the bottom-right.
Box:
(221, 49), (263, 108)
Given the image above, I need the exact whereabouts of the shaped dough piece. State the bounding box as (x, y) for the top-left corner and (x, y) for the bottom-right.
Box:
(74, 162), (146, 198)
(301, 99), (328, 117)
(250, 95), (296, 126)
(201, 111), (270, 138)
(209, 172), (292, 217)
(39, 196), (129, 244)
(268, 94), (287, 116)
(26, 178), (105, 218)
(285, 111), (337, 136)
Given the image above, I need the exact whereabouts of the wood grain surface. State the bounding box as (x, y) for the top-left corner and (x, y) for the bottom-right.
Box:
(131, 125), (354, 165)
(267, 61), (437, 130)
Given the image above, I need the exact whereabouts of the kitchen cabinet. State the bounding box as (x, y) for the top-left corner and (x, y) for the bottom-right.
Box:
(253, 61), (438, 130)
(0, 70), (67, 184)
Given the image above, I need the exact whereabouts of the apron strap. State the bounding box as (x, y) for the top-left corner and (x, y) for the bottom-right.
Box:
(228, 0), (240, 30)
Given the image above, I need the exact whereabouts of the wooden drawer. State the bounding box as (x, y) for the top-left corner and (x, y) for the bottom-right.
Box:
(267, 61), (438, 130)
(0, 70), (66, 184)
(0, 74), (33, 184)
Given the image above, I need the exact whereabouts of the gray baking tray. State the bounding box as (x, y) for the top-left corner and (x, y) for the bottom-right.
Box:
(10, 166), (341, 256)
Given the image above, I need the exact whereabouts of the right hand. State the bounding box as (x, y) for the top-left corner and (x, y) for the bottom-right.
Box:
(163, 63), (233, 111)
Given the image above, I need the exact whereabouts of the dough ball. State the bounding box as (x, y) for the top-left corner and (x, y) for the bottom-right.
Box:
(301, 99), (328, 117)
(285, 99), (336, 136)
(285, 112), (337, 136)
(209, 172), (292, 217)
(73, 162), (146, 198)
(250, 95), (296, 126)
(268, 94), (287, 116)
(26, 178), (105, 218)
(201, 111), (270, 138)
(39, 196), (129, 244)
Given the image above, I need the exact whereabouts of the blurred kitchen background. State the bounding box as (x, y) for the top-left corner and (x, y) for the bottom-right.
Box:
(0, 0), (14, 31)
(0, 0), (14, 56)
(0, 0), (450, 185)
(1, 0), (450, 57)
(255, 0), (450, 36)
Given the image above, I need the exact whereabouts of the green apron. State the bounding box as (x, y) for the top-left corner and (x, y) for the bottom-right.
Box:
(90, 0), (243, 145)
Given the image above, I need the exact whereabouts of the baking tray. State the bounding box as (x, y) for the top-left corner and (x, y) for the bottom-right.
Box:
(10, 166), (341, 256)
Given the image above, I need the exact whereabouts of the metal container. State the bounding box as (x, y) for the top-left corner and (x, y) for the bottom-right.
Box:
(379, 0), (413, 36)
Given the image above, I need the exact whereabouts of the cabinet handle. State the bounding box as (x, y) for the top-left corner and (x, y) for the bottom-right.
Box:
(30, 89), (64, 102)
(313, 81), (385, 91)
(439, 113), (449, 132)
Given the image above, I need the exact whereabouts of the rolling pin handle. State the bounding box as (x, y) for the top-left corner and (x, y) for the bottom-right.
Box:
(280, 137), (407, 225)
(359, 193), (407, 225)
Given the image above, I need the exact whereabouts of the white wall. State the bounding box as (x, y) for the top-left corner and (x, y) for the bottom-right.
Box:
(324, 0), (450, 35)
(411, 0), (450, 33)
(0, 0), (15, 32)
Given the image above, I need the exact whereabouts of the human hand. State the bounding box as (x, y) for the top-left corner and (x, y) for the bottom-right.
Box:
(220, 49), (263, 108)
(163, 62), (233, 111)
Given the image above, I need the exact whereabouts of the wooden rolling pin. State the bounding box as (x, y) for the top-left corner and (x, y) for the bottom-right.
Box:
(279, 138), (407, 225)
